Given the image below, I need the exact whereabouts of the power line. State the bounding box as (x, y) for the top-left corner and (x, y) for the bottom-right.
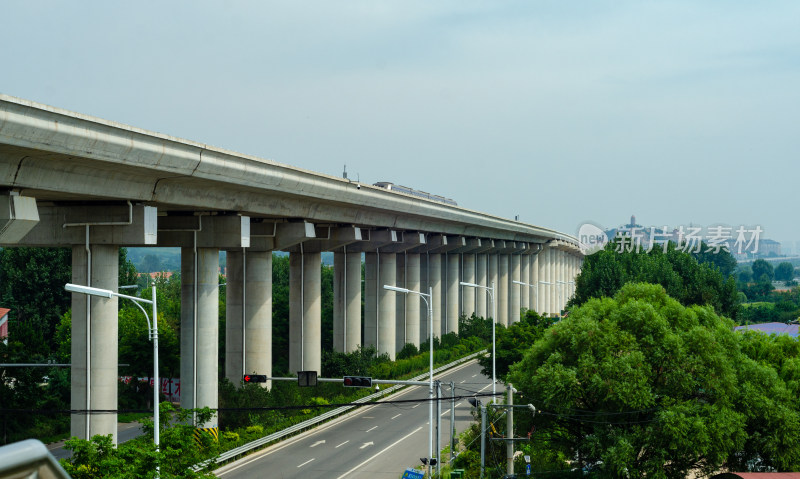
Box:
(0, 391), (502, 416)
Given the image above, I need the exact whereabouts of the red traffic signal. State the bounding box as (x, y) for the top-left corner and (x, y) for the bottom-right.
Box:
(243, 374), (267, 383)
(343, 376), (372, 388)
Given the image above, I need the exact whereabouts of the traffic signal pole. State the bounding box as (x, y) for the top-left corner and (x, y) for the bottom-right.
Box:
(449, 381), (455, 464)
(506, 383), (514, 476)
(480, 404), (487, 478)
(435, 381), (442, 477)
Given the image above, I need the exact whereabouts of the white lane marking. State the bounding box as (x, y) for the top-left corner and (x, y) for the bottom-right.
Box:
(391, 413), (402, 420)
(412, 403), (421, 409)
(297, 458), (315, 468)
(310, 440), (325, 448)
(366, 425), (378, 432)
(335, 426), (423, 479)
(217, 360), (482, 476)
(459, 380), (466, 383)
(335, 440), (349, 448)
(361, 416), (374, 419)
(471, 374), (477, 378)
(360, 441), (374, 449)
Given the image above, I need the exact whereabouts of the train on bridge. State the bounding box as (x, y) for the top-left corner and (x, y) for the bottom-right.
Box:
(373, 182), (458, 206)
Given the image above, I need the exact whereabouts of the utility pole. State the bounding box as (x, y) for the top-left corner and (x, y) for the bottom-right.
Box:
(480, 403), (487, 478)
(450, 381), (455, 463)
(506, 383), (514, 476)
(435, 381), (442, 477)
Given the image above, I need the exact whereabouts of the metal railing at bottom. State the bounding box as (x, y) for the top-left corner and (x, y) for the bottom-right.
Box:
(0, 439), (72, 479)
(194, 349), (487, 471)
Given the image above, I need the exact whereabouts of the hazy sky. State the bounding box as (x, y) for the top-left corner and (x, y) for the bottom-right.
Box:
(3, 1), (799, 243)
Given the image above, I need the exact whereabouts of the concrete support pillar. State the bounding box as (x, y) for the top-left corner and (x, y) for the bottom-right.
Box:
(396, 253), (406, 352)
(569, 255), (574, 298)
(420, 254), (429, 342)
(462, 254), (476, 318)
(225, 250), (272, 388)
(334, 251), (362, 353)
(541, 248), (550, 316)
(510, 254), (521, 323)
(476, 254), (487, 318)
(558, 251), (565, 312)
(488, 254), (498, 321)
(520, 254), (529, 313)
(378, 252), (397, 359)
(364, 252), (378, 349)
(446, 253), (460, 335)
(289, 251), (321, 373)
(70, 244), (119, 442)
(181, 247), (220, 427)
(405, 253), (421, 347)
(549, 250), (557, 316)
(497, 254), (509, 326)
(532, 253), (539, 313)
(428, 254), (442, 340)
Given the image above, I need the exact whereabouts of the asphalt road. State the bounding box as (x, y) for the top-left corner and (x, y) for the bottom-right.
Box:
(215, 360), (492, 479)
(47, 421), (144, 460)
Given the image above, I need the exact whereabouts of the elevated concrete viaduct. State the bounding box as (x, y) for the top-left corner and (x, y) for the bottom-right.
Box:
(0, 95), (584, 443)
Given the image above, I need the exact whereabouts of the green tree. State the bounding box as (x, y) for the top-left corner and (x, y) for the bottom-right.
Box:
(476, 309), (555, 381)
(508, 283), (800, 477)
(737, 266), (754, 284)
(775, 262), (795, 282)
(119, 248), (138, 287)
(570, 241), (739, 319)
(693, 243), (738, 277)
(272, 254), (290, 373)
(139, 254), (163, 273)
(60, 404), (218, 478)
(0, 247), (71, 357)
(752, 259), (774, 283)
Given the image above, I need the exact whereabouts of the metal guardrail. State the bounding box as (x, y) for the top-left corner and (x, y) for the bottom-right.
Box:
(0, 439), (72, 479)
(195, 349), (487, 470)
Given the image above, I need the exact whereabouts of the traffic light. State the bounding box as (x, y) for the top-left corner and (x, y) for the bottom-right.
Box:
(243, 374), (267, 383)
(297, 370), (318, 387)
(343, 376), (372, 388)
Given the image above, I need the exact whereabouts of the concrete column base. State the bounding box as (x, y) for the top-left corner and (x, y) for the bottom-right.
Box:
(70, 244), (119, 443)
(476, 254), (487, 318)
(405, 253), (421, 347)
(446, 253), (459, 335)
(225, 250), (272, 389)
(462, 254), (476, 318)
(180, 247), (220, 427)
(378, 252), (397, 359)
(289, 251), (321, 373)
(334, 251), (361, 353)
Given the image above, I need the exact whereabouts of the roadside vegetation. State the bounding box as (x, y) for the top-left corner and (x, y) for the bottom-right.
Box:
(1, 246), (490, 474)
(451, 242), (800, 477)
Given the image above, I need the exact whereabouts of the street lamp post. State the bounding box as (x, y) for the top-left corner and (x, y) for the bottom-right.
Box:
(460, 281), (496, 404)
(65, 283), (160, 475)
(383, 284), (435, 478)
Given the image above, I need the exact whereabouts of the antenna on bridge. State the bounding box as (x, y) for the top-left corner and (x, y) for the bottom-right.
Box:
(343, 164), (348, 179)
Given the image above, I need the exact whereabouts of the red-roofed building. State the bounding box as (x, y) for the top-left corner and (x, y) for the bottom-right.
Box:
(137, 271), (174, 281)
(0, 308), (9, 344)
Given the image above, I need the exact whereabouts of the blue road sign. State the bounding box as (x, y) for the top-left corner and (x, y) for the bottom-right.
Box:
(527, 463), (532, 475)
(402, 468), (425, 479)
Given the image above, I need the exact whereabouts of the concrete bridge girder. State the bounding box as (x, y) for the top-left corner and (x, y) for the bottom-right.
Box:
(13, 203), (157, 247)
(0, 96), (591, 445)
